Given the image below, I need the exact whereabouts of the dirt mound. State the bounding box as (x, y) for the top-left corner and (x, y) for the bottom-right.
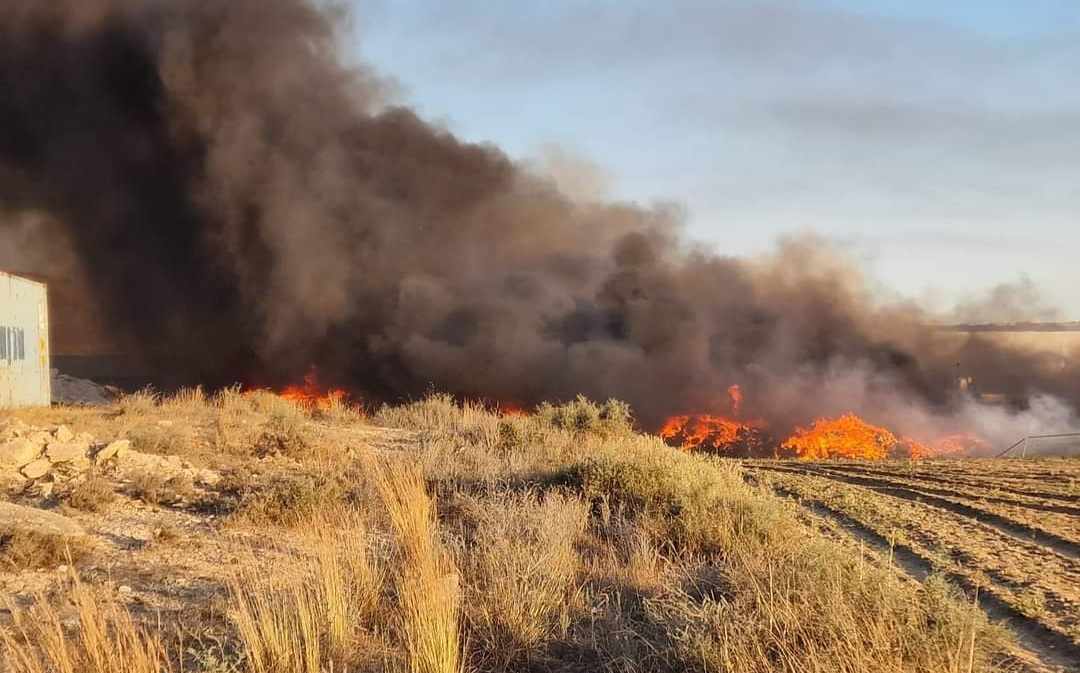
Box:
(50, 370), (116, 406)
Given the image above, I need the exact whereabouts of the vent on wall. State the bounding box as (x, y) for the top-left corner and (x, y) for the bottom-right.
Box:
(0, 325), (27, 363)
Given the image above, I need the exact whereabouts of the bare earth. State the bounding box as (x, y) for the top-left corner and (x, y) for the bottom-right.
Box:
(745, 458), (1080, 672)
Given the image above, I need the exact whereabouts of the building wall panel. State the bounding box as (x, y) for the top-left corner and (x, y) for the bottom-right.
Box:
(0, 271), (50, 408)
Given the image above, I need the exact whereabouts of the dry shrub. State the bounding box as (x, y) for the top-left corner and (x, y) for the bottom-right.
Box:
(376, 461), (462, 673)
(536, 395), (633, 438)
(128, 423), (198, 457)
(130, 471), (195, 507)
(230, 472), (344, 527)
(254, 411), (311, 459)
(116, 388), (160, 416)
(0, 530), (90, 571)
(564, 435), (1009, 673)
(160, 386), (209, 412)
(461, 491), (587, 669)
(64, 470), (116, 513)
(312, 395), (365, 425)
(571, 434), (785, 553)
(0, 576), (170, 673)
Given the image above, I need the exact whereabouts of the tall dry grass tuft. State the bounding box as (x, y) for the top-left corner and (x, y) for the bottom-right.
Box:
(1, 575), (170, 673)
(230, 571), (322, 673)
(116, 388), (161, 416)
(313, 394), (366, 424)
(376, 461), (463, 673)
(230, 507), (385, 673)
(160, 386), (208, 412)
(246, 389), (309, 421)
(303, 508), (386, 659)
(461, 492), (588, 669)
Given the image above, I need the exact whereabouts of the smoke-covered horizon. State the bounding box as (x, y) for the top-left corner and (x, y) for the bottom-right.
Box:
(1, 0), (1078, 446)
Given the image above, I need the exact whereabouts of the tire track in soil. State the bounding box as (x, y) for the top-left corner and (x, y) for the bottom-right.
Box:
(757, 464), (1080, 561)
(818, 463), (1080, 511)
(758, 479), (1080, 673)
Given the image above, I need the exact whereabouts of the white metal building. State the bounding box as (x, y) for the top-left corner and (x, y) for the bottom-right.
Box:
(0, 270), (50, 408)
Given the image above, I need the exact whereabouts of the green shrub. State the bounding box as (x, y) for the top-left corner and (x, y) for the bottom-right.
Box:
(535, 395), (633, 438)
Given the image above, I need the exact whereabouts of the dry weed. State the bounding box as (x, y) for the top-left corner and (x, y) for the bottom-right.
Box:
(461, 491), (587, 668)
(229, 507), (387, 673)
(64, 470), (116, 513)
(0, 530), (91, 571)
(116, 388), (161, 416)
(0, 575), (170, 673)
(376, 461), (462, 673)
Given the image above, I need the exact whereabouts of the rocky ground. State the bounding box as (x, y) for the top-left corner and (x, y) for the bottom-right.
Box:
(0, 417), (226, 612)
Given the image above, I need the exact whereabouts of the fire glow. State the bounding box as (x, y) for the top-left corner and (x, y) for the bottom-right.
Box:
(659, 386), (988, 460)
(276, 368), (353, 411)
(659, 385), (768, 453)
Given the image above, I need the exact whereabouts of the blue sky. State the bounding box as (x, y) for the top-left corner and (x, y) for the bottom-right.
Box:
(348, 1), (1080, 318)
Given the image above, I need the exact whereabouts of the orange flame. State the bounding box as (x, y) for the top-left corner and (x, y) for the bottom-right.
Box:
(658, 385), (765, 452)
(779, 414), (989, 460)
(781, 413), (898, 460)
(659, 414), (764, 451)
(277, 368), (353, 411)
(926, 433), (990, 457)
(497, 402), (528, 417)
(728, 384), (743, 414)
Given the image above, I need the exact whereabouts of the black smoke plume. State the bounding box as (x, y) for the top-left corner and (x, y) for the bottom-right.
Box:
(2, 0), (1077, 442)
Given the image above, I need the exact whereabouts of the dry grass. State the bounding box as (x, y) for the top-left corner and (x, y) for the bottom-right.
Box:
(1, 392), (1023, 673)
(1, 575), (170, 673)
(160, 386), (208, 412)
(459, 491), (587, 669)
(116, 388), (162, 416)
(229, 506), (386, 673)
(0, 530), (91, 571)
(63, 470), (116, 513)
(230, 572), (322, 673)
(312, 395), (365, 425)
(376, 461), (463, 673)
(129, 471), (195, 507)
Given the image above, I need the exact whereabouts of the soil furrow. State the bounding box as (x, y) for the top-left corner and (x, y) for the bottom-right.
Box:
(765, 483), (1080, 673)
(759, 464), (1080, 561)
(817, 463), (1080, 512)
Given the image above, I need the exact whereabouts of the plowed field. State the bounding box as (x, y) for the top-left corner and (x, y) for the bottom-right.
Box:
(744, 458), (1080, 673)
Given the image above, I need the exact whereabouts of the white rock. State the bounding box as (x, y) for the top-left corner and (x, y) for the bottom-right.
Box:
(45, 442), (90, 464)
(27, 431), (52, 446)
(54, 425), (75, 443)
(0, 438), (40, 467)
(0, 501), (85, 538)
(95, 439), (131, 464)
(36, 481), (55, 499)
(21, 458), (51, 480)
